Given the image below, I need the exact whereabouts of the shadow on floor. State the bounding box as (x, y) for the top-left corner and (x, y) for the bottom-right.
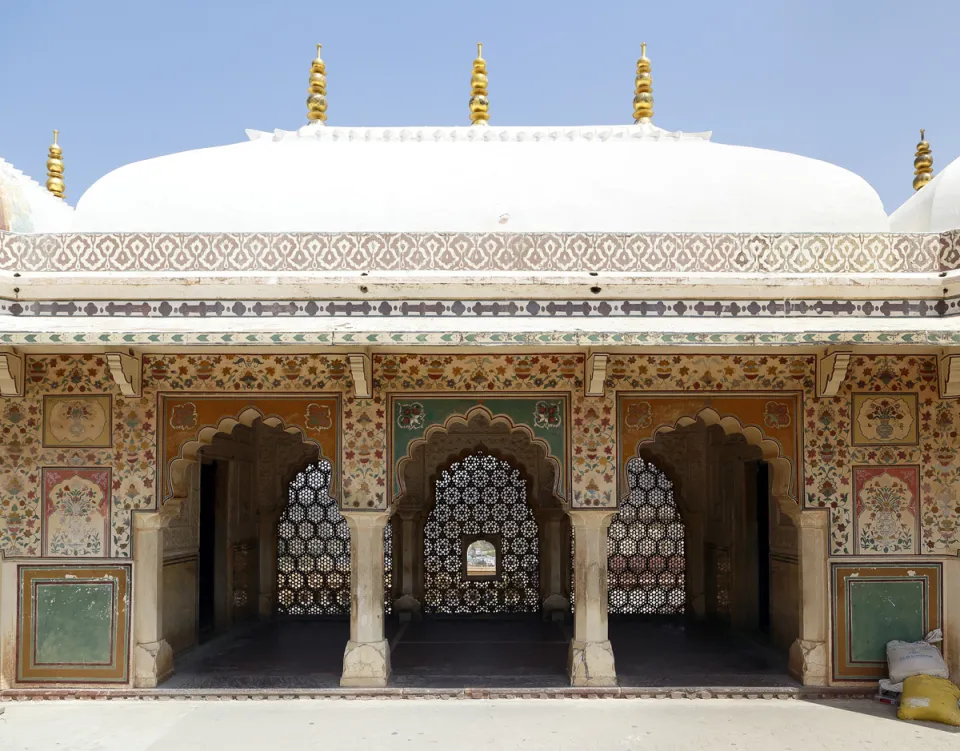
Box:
(161, 616), (796, 690)
(162, 620), (349, 689)
(802, 698), (960, 735)
(611, 618), (797, 688)
(390, 617), (570, 688)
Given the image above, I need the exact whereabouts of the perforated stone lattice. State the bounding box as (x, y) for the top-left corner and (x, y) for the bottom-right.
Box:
(277, 460), (392, 616)
(424, 453), (540, 614)
(607, 457), (686, 615)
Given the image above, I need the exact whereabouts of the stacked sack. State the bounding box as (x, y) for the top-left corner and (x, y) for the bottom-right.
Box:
(885, 630), (960, 726)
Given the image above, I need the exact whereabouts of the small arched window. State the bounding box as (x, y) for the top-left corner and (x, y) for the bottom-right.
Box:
(464, 536), (499, 579)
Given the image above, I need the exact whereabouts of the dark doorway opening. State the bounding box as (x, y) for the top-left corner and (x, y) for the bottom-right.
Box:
(198, 459), (219, 642)
(755, 461), (771, 636)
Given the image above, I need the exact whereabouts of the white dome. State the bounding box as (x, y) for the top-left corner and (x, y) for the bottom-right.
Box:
(73, 124), (889, 234)
(890, 155), (960, 232)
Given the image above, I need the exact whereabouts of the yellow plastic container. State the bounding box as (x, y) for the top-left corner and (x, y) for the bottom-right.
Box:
(898, 675), (960, 726)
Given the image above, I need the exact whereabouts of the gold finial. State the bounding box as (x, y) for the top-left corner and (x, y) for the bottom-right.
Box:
(306, 43), (327, 124)
(469, 42), (489, 125)
(633, 42), (654, 123)
(45, 129), (65, 199)
(913, 128), (933, 191)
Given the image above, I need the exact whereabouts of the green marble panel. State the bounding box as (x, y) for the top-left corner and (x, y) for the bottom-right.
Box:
(848, 579), (925, 663)
(35, 582), (114, 665)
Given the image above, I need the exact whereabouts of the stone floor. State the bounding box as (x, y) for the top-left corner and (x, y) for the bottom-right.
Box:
(161, 616), (795, 689)
(3, 698), (957, 750)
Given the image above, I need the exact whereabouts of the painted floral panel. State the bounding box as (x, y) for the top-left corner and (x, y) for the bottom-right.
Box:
(853, 465), (919, 555)
(42, 467), (111, 557)
(42, 395), (112, 448)
(851, 393), (919, 446)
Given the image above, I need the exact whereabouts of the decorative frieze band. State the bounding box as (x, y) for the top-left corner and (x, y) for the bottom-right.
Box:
(1, 296), (955, 318)
(0, 231), (956, 274)
(1, 330), (958, 347)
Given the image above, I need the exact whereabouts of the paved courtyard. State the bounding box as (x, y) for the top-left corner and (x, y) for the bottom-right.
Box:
(1, 698), (957, 750)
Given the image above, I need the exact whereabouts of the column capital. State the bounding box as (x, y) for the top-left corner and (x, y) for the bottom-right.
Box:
(342, 510), (391, 531)
(795, 508), (828, 530)
(134, 498), (183, 531)
(568, 508), (617, 530)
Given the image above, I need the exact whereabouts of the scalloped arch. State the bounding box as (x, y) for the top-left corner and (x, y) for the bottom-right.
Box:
(394, 405), (565, 510)
(164, 406), (325, 507)
(635, 405), (798, 512)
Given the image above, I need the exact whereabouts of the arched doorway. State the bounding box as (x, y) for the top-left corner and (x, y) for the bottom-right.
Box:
(609, 418), (800, 687)
(389, 409), (571, 685)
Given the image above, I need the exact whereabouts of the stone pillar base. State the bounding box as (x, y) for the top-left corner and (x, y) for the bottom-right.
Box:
(394, 594), (422, 622)
(341, 639), (391, 687)
(568, 639), (617, 687)
(788, 638), (828, 686)
(133, 639), (173, 688)
(542, 594), (570, 622)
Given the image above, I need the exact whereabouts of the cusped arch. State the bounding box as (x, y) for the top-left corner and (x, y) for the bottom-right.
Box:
(165, 406), (325, 506)
(394, 405), (566, 512)
(633, 406), (799, 519)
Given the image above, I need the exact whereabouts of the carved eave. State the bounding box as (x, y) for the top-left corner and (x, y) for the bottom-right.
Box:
(0, 347), (23, 396)
(817, 348), (852, 398)
(939, 349), (960, 398)
(107, 350), (142, 398)
(586, 352), (609, 397)
(348, 352), (372, 399)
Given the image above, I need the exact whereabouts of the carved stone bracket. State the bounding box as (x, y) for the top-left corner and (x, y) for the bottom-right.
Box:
(939, 350), (960, 398)
(585, 352), (609, 397)
(0, 347), (24, 396)
(816, 348), (852, 398)
(348, 353), (372, 399)
(107, 350), (142, 398)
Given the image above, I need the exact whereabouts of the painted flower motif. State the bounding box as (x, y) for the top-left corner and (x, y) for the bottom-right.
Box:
(169, 402), (198, 431)
(55, 400), (96, 439)
(27, 359), (48, 383)
(397, 402), (425, 430)
(514, 358), (535, 380)
(150, 360), (169, 380)
(328, 359), (347, 381)
(533, 401), (562, 430)
(3, 402), (25, 424)
(305, 403), (333, 431)
(381, 360), (400, 381)
(281, 359), (302, 380)
(763, 401), (791, 429)
(624, 401), (653, 430)
(195, 360), (215, 380)
(864, 398), (905, 423)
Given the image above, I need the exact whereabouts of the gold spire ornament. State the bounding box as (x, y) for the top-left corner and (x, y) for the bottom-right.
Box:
(45, 130), (65, 199)
(469, 43), (489, 125)
(633, 42), (653, 123)
(913, 129), (933, 191)
(306, 43), (327, 124)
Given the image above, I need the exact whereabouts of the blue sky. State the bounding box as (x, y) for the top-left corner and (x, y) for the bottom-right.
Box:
(1, 0), (956, 212)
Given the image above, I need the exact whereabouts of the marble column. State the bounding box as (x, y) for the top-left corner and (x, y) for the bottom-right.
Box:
(788, 508), (829, 685)
(568, 509), (617, 687)
(132, 507), (176, 688)
(341, 511), (391, 687)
